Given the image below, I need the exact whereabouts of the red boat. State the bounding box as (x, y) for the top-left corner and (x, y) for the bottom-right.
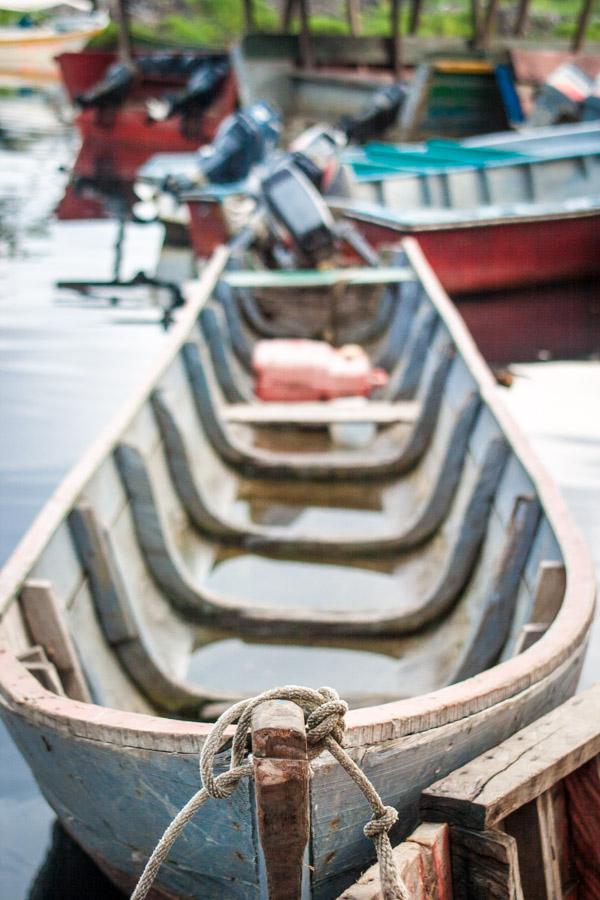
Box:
(57, 51), (238, 180)
(335, 204), (600, 294)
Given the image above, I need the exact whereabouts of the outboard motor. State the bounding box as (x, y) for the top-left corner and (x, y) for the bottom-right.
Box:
(197, 101), (281, 185)
(288, 124), (346, 191)
(581, 74), (600, 122)
(261, 162), (337, 265)
(76, 61), (135, 112)
(528, 63), (593, 126)
(338, 82), (407, 143)
(146, 58), (230, 124)
(259, 161), (379, 268)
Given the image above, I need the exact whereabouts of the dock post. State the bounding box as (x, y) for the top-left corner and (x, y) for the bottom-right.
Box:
(251, 700), (310, 900)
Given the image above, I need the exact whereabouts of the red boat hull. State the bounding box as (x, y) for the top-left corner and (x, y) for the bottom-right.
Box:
(186, 198), (600, 295)
(57, 52), (238, 180)
(456, 277), (600, 363)
(348, 212), (600, 294)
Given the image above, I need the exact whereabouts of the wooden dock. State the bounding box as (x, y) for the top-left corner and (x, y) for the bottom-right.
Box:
(338, 684), (600, 899)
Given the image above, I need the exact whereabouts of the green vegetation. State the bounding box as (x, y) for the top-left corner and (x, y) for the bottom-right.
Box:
(81, 0), (598, 50)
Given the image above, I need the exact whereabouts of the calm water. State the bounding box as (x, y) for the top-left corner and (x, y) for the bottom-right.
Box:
(0, 91), (599, 898)
(0, 92), (166, 899)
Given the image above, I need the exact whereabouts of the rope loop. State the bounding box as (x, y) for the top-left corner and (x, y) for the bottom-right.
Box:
(363, 805), (399, 839)
(305, 695), (348, 750)
(131, 685), (408, 900)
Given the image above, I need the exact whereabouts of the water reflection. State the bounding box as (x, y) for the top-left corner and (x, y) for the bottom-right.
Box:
(0, 88), (164, 899)
(27, 823), (124, 900)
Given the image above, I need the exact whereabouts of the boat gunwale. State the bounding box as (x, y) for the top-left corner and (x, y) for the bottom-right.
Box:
(345, 146), (600, 184)
(0, 238), (594, 751)
(327, 198), (600, 233)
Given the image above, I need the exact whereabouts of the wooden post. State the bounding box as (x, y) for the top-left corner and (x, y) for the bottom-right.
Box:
(298, 0), (314, 69)
(471, 0), (482, 48)
(282, 0), (296, 30)
(242, 0), (255, 31)
(480, 0), (500, 48)
(572, 0), (593, 51)
(408, 0), (423, 35)
(112, 0), (134, 67)
(346, 0), (362, 36)
(251, 700), (310, 900)
(513, 0), (531, 36)
(391, 0), (403, 78)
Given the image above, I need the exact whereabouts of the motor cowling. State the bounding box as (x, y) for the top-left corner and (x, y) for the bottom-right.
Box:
(197, 102), (281, 184)
(338, 82), (407, 143)
(260, 162), (337, 265)
(76, 62), (134, 110)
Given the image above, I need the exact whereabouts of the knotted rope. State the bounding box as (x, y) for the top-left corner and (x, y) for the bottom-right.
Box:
(131, 686), (408, 900)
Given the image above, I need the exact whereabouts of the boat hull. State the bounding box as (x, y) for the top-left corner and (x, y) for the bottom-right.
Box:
(0, 241), (594, 899)
(345, 210), (600, 294)
(0, 28), (103, 83)
(56, 52), (238, 180)
(0, 637), (587, 899)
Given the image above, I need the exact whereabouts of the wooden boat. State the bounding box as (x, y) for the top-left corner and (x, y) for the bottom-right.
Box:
(0, 240), (594, 898)
(179, 120), (600, 283)
(58, 50), (237, 181)
(0, 2), (106, 84)
(329, 138), (600, 294)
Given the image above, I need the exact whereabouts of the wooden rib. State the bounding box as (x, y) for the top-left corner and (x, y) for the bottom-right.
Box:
(208, 282), (425, 406)
(68, 502), (226, 714)
(152, 375), (479, 558)
(183, 340), (442, 482)
(237, 286), (316, 340)
(150, 390), (241, 542)
(335, 282), (397, 346)
(200, 306), (251, 404)
(386, 304), (437, 400)
(114, 428), (507, 636)
(183, 327), (454, 481)
(371, 279), (423, 372)
(449, 494), (541, 683)
(214, 281), (256, 369)
(243, 388), (480, 559)
(20, 580), (91, 703)
(222, 400), (420, 426)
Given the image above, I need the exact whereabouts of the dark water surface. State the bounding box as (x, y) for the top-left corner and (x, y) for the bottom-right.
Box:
(0, 93), (599, 899)
(0, 93), (166, 899)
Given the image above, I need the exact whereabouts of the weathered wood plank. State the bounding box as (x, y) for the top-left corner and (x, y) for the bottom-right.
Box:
(222, 400), (420, 426)
(251, 701), (310, 900)
(20, 580), (91, 703)
(563, 754), (600, 898)
(450, 828), (524, 899)
(336, 822), (452, 899)
(420, 685), (600, 831)
(222, 267), (413, 289)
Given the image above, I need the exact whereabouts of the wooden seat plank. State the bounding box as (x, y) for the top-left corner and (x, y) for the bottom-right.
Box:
(221, 400), (420, 426)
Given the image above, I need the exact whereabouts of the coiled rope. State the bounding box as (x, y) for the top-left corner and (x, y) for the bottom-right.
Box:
(131, 685), (408, 900)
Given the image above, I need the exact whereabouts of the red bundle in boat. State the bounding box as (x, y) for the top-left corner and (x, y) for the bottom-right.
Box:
(252, 339), (388, 401)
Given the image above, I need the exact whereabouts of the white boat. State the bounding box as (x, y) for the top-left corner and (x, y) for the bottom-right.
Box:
(0, 1), (106, 83)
